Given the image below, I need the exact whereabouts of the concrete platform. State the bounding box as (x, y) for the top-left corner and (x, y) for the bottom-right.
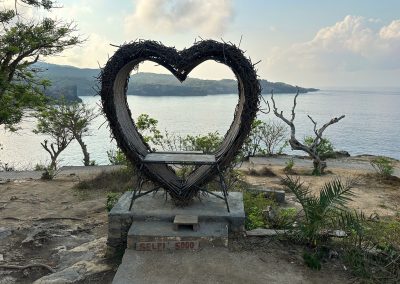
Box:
(107, 191), (245, 252)
(127, 221), (229, 250)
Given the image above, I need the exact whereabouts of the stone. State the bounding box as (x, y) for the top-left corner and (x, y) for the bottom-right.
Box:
(173, 215), (199, 231)
(334, 150), (350, 158)
(33, 237), (112, 284)
(0, 227), (12, 240)
(245, 228), (288, 237)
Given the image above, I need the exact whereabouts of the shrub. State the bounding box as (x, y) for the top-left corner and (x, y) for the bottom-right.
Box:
(370, 156), (394, 178)
(106, 192), (121, 212)
(281, 175), (356, 245)
(243, 191), (276, 230)
(304, 136), (335, 160)
(284, 158), (295, 173)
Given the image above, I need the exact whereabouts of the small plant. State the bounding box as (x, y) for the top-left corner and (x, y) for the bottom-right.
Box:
(107, 148), (129, 166)
(281, 175), (356, 245)
(41, 166), (59, 180)
(284, 158), (295, 173)
(106, 192), (121, 211)
(243, 192), (276, 230)
(34, 163), (47, 171)
(370, 156), (394, 178)
(303, 251), (322, 270)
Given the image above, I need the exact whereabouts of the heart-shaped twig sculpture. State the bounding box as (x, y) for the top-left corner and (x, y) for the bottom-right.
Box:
(100, 40), (260, 204)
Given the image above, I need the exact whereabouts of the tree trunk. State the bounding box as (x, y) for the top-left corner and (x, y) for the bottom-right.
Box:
(76, 136), (90, 166)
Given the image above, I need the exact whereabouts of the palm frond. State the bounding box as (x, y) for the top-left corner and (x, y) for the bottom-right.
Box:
(319, 177), (356, 211)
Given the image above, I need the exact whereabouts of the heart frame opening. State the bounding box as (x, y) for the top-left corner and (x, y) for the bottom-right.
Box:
(100, 40), (261, 203)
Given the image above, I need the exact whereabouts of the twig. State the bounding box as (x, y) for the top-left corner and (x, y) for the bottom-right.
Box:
(0, 263), (56, 273)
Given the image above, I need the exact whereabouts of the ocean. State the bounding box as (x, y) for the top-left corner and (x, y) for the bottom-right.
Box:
(1, 88), (399, 169)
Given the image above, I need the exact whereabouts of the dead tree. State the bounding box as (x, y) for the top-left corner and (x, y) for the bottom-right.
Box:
(270, 90), (345, 174)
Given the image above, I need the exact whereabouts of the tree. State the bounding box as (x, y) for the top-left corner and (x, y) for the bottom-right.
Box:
(62, 101), (98, 166)
(33, 102), (74, 169)
(0, 0), (82, 131)
(271, 91), (345, 175)
(260, 120), (288, 155)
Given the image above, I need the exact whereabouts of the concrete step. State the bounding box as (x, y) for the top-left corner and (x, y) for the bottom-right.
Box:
(127, 220), (229, 251)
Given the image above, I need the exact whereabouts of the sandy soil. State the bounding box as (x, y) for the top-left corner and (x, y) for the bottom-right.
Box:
(0, 156), (399, 283)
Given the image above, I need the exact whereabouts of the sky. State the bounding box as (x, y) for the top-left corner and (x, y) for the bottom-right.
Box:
(7, 0), (400, 88)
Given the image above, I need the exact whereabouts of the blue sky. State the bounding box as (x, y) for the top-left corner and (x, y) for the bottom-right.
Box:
(25, 0), (400, 88)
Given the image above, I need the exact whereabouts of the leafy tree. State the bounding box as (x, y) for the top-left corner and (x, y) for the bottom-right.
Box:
(33, 102), (74, 169)
(62, 101), (99, 166)
(0, 0), (82, 131)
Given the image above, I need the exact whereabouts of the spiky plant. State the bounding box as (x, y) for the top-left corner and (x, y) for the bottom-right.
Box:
(282, 175), (357, 245)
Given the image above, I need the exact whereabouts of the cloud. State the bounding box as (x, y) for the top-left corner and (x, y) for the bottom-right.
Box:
(124, 0), (234, 37)
(266, 15), (400, 74)
(45, 33), (115, 68)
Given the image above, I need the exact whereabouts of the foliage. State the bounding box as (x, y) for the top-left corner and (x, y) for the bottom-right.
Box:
(260, 120), (288, 155)
(242, 119), (288, 158)
(281, 175), (356, 245)
(60, 100), (98, 166)
(107, 148), (129, 166)
(40, 165), (59, 180)
(242, 119), (264, 158)
(340, 216), (400, 282)
(106, 192), (121, 212)
(0, 1), (82, 131)
(243, 191), (276, 230)
(303, 251), (322, 270)
(33, 102), (74, 169)
(284, 158), (295, 173)
(370, 156), (394, 178)
(182, 132), (222, 153)
(136, 114), (163, 147)
(304, 136), (335, 160)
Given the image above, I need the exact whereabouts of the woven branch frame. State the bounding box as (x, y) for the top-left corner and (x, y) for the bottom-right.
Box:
(100, 39), (261, 203)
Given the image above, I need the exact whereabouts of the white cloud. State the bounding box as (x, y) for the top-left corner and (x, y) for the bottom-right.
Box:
(45, 33), (115, 68)
(266, 15), (400, 74)
(124, 0), (234, 37)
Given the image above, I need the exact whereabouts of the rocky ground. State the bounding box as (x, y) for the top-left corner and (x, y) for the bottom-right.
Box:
(0, 156), (399, 283)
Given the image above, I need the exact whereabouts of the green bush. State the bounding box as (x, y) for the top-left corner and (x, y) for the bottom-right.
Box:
(106, 192), (121, 212)
(304, 136), (335, 160)
(284, 158), (295, 173)
(370, 156), (394, 178)
(243, 192), (276, 230)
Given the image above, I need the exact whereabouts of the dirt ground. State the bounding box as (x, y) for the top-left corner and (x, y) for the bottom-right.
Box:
(0, 156), (399, 283)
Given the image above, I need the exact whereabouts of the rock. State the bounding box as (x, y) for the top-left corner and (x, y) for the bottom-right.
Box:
(248, 188), (285, 203)
(0, 227), (12, 240)
(0, 253), (3, 261)
(262, 206), (277, 223)
(246, 228), (288, 237)
(329, 230), (347, 238)
(334, 151), (350, 158)
(0, 276), (17, 284)
(33, 237), (112, 284)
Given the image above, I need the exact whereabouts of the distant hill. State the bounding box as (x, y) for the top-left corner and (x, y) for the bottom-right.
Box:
(36, 63), (318, 98)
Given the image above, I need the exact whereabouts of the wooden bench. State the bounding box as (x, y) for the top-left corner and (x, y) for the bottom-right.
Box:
(129, 151), (230, 212)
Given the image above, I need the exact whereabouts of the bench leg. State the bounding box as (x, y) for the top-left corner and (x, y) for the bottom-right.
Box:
(217, 165), (230, 213)
(129, 164), (144, 211)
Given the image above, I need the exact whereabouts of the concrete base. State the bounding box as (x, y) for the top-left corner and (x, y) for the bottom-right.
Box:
(127, 221), (229, 250)
(107, 191), (245, 252)
(112, 248), (276, 284)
